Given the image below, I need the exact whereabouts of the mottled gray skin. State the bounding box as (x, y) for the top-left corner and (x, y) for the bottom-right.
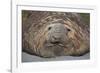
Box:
(22, 11), (90, 58)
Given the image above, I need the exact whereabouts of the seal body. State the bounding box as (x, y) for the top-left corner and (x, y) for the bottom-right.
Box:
(22, 11), (90, 58)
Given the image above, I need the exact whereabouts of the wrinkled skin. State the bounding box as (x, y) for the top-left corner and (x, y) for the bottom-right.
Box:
(22, 11), (90, 58)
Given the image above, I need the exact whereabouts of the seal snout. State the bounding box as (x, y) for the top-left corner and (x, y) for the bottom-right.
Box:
(47, 23), (68, 44)
(50, 33), (62, 44)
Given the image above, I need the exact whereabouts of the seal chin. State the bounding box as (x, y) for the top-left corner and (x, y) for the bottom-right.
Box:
(42, 42), (67, 56)
(39, 39), (75, 57)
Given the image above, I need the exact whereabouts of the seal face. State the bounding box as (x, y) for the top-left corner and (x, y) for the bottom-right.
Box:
(39, 23), (74, 57)
(22, 11), (90, 58)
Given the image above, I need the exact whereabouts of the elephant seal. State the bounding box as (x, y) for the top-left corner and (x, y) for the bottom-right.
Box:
(22, 11), (90, 58)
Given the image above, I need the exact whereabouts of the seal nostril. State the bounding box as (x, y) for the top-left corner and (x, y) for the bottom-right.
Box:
(51, 36), (61, 44)
(67, 28), (71, 31)
(53, 36), (60, 40)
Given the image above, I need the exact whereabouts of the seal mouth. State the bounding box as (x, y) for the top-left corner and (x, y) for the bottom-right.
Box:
(46, 41), (67, 49)
(50, 41), (61, 44)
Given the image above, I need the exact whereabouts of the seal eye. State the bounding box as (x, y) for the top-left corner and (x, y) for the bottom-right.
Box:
(67, 28), (71, 31)
(48, 27), (52, 30)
